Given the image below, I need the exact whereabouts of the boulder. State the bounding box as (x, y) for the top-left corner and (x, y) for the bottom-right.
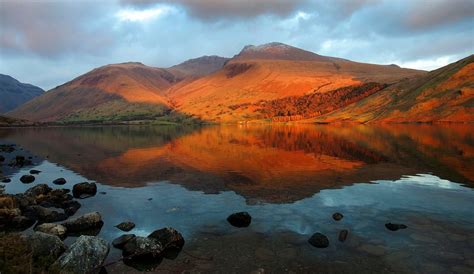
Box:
(29, 169), (42, 175)
(1, 178), (11, 183)
(53, 178), (67, 185)
(62, 200), (81, 216)
(30, 205), (68, 223)
(20, 174), (35, 184)
(27, 232), (66, 261)
(122, 236), (163, 260)
(25, 184), (52, 198)
(112, 234), (136, 249)
(338, 229), (349, 242)
(308, 233), (329, 248)
(0, 155), (5, 162)
(62, 212), (104, 234)
(148, 227), (185, 251)
(35, 223), (67, 239)
(385, 223), (408, 231)
(332, 212), (344, 221)
(72, 182), (97, 199)
(10, 215), (36, 231)
(53, 236), (109, 274)
(115, 221), (135, 232)
(227, 212), (252, 227)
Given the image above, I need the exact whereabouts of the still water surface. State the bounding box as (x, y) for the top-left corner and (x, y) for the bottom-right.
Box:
(1, 124), (473, 273)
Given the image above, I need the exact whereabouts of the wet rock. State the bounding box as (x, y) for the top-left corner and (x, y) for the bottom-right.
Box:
(122, 236), (163, 260)
(27, 232), (66, 261)
(30, 205), (68, 223)
(338, 229), (349, 242)
(72, 182), (97, 198)
(112, 234), (136, 249)
(62, 212), (104, 234)
(25, 184), (52, 198)
(115, 221), (135, 232)
(53, 235), (109, 274)
(62, 200), (81, 216)
(332, 212), (344, 221)
(148, 227), (185, 251)
(53, 178), (67, 185)
(10, 215), (36, 230)
(20, 174), (35, 184)
(0, 155), (5, 162)
(227, 212), (252, 227)
(308, 233), (329, 248)
(29, 169), (41, 175)
(35, 223), (67, 239)
(385, 223), (408, 231)
(1, 178), (11, 183)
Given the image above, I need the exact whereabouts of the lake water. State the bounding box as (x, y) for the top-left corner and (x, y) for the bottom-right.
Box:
(1, 124), (473, 273)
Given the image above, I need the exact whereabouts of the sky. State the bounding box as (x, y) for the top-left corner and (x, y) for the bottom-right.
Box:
(0, 0), (473, 90)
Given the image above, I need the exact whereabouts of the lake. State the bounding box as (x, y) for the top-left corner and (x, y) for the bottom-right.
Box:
(1, 124), (473, 273)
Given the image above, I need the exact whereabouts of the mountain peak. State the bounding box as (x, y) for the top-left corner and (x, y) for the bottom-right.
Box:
(235, 42), (332, 62)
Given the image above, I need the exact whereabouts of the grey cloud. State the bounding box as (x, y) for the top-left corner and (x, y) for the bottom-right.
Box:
(405, 0), (474, 30)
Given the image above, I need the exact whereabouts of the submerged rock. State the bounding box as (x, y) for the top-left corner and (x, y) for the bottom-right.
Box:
(115, 221), (135, 232)
(385, 223), (408, 231)
(308, 233), (329, 248)
(1, 178), (11, 183)
(112, 234), (136, 249)
(29, 169), (41, 175)
(27, 232), (66, 262)
(72, 182), (97, 199)
(53, 178), (67, 185)
(227, 212), (252, 227)
(148, 227), (185, 251)
(53, 235), (109, 274)
(35, 223), (68, 239)
(62, 212), (104, 234)
(338, 229), (349, 242)
(0, 155), (5, 162)
(20, 174), (35, 184)
(122, 236), (163, 260)
(332, 212), (344, 221)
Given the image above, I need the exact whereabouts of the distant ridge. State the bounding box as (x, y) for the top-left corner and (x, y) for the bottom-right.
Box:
(0, 74), (44, 113)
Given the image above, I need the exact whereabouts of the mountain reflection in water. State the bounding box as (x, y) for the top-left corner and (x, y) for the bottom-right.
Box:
(1, 124), (472, 203)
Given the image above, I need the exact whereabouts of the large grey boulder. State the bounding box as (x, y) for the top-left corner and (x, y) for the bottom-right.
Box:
(52, 235), (109, 274)
(27, 232), (66, 262)
(122, 236), (163, 260)
(148, 227), (185, 251)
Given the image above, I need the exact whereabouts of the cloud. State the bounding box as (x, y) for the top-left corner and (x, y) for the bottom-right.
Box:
(405, 0), (474, 30)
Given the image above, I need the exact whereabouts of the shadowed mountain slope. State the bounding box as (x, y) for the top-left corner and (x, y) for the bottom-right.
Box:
(0, 74), (44, 113)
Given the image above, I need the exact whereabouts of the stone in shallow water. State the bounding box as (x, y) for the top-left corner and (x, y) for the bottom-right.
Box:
(72, 182), (97, 198)
(30, 205), (68, 223)
(385, 223), (408, 231)
(29, 169), (41, 175)
(27, 232), (66, 261)
(308, 233), (329, 248)
(148, 227), (185, 250)
(62, 212), (104, 234)
(112, 234), (136, 249)
(227, 212), (252, 227)
(53, 178), (67, 185)
(115, 221), (135, 232)
(338, 229), (349, 242)
(20, 174), (35, 184)
(53, 235), (109, 274)
(332, 212), (344, 221)
(1, 178), (11, 183)
(122, 236), (164, 260)
(35, 223), (67, 239)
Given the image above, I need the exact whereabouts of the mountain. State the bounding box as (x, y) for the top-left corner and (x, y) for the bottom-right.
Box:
(311, 54), (474, 123)
(169, 55), (230, 77)
(0, 74), (44, 113)
(167, 43), (425, 122)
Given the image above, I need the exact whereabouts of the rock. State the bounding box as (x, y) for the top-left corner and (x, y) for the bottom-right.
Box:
(0, 155), (5, 162)
(112, 234), (136, 249)
(227, 212), (252, 227)
(62, 200), (81, 216)
(30, 205), (68, 223)
(1, 178), (11, 183)
(25, 184), (52, 197)
(115, 221), (135, 232)
(122, 236), (163, 260)
(338, 229), (349, 242)
(53, 178), (67, 185)
(148, 227), (185, 250)
(308, 233), (329, 248)
(385, 223), (408, 231)
(20, 174), (35, 184)
(10, 215), (36, 230)
(29, 169), (41, 174)
(27, 232), (66, 261)
(72, 182), (97, 198)
(332, 212), (344, 221)
(62, 212), (104, 234)
(35, 223), (67, 239)
(53, 235), (109, 274)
